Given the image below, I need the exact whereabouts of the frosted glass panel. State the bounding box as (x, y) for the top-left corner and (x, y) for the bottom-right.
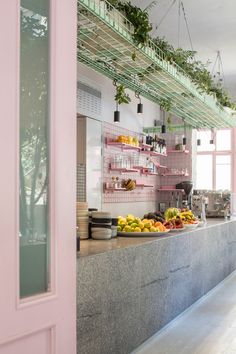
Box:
(216, 155), (231, 190)
(196, 155), (213, 190)
(20, 0), (50, 298)
(216, 130), (231, 151)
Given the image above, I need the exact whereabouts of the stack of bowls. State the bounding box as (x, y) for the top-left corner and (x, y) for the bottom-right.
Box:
(88, 208), (98, 238)
(91, 211), (112, 240)
(111, 218), (118, 238)
(77, 202), (89, 240)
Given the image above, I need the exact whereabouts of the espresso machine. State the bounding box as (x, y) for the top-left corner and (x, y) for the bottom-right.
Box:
(176, 181), (194, 209)
(192, 190), (231, 218)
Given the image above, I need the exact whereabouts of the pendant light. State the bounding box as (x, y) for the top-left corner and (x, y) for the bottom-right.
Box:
(196, 129), (201, 146)
(183, 120), (187, 146)
(114, 102), (120, 123)
(113, 79), (120, 123)
(161, 108), (166, 134)
(161, 124), (166, 134)
(135, 92), (143, 114)
(209, 128), (215, 145)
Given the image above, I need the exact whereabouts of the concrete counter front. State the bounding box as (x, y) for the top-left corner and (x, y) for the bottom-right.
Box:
(77, 219), (236, 354)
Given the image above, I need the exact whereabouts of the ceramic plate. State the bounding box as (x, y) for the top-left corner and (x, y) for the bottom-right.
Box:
(118, 230), (170, 237)
(184, 223), (199, 229)
(197, 221), (205, 227)
(168, 227), (185, 232)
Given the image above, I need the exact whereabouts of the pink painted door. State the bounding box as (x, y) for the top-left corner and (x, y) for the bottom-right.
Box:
(0, 1), (77, 353)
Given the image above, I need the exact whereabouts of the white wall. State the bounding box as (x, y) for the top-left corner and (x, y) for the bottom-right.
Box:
(78, 63), (159, 129)
(102, 202), (158, 218)
(77, 62), (160, 217)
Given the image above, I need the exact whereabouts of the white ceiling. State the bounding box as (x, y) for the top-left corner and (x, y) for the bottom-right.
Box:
(132, 0), (236, 100)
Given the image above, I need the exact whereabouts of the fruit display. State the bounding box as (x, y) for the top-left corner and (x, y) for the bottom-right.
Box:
(122, 179), (136, 191)
(164, 216), (184, 230)
(143, 211), (165, 223)
(117, 135), (139, 147)
(117, 208), (198, 235)
(118, 214), (167, 233)
(180, 209), (197, 224)
(164, 208), (180, 221)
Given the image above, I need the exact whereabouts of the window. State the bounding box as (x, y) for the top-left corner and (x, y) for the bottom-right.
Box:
(216, 130), (231, 151)
(215, 155), (231, 190)
(196, 155), (213, 189)
(196, 129), (232, 191)
(20, 0), (50, 298)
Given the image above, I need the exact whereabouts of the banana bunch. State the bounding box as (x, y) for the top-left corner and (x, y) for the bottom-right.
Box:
(122, 179), (136, 191)
(180, 209), (195, 222)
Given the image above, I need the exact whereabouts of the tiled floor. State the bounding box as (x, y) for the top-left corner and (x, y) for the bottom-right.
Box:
(133, 271), (236, 354)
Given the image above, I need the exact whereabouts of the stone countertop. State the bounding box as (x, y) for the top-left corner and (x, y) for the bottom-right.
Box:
(78, 218), (234, 258)
(76, 218), (236, 354)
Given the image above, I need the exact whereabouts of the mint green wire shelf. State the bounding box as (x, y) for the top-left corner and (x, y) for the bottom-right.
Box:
(78, 0), (235, 128)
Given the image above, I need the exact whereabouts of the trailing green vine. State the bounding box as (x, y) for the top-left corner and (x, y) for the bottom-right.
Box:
(106, 1), (235, 110)
(159, 98), (172, 112)
(114, 83), (131, 104)
(107, 0), (155, 47)
(153, 38), (236, 110)
(159, 98), (173, 131)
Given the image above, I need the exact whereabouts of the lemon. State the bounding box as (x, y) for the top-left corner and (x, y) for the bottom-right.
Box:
(124, 225), (132, 233)
(144, 221), (152, 229)
(127, 214), (134, 219)
(120, 220), (127, 225)
(143, 228), (150, 233)
(134, 217), (141, 224)
(130, 223), (138, 229)
(139, 222), (144, 230)
(134, 227), (141, 232)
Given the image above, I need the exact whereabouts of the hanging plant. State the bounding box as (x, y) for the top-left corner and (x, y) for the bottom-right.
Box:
(114, 83), (131, 105)
(107, 1), (156, 47)
(159, 98), (172, 112)
(152, 37), (236, 110)
(104, 1), (236, 110)
(159, 98), (173, 132)
(167, 114), (173, 132)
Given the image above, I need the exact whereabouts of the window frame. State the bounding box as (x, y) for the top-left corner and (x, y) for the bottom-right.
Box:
(196, 128), (233, 191)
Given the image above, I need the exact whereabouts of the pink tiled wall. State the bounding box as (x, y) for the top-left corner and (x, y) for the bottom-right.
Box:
(158, 130), (193, 207)
(103, 122), (193, 206)
(103, 122), (160, 203)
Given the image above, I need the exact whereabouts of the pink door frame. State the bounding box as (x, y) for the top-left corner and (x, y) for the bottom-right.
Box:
(0, 1), (77, 353)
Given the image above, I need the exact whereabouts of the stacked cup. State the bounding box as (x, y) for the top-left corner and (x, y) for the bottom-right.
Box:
(77, 202), (89, 240)
(91, 211), (112, 240)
